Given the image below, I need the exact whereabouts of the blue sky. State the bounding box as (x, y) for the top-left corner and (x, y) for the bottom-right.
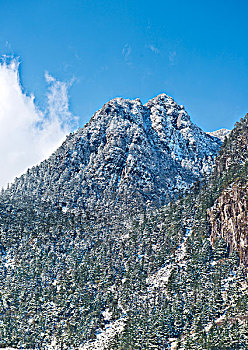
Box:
(0, 0), (248, 133)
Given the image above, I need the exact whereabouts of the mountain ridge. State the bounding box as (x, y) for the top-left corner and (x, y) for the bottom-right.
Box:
(207, 128), (230, 142)
(0, 104), (248, 349)
(4, 93), (221, 214)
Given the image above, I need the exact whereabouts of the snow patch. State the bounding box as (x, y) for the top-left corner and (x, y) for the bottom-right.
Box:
(80, 318), (127, 350)
(147, 227), (192, 289)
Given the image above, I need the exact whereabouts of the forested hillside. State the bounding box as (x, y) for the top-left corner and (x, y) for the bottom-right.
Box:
(0, 109), (248, 349)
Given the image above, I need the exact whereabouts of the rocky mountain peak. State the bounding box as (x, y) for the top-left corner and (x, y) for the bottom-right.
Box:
(89, 94), (189, 131)
(145, 94), (189, 131)
(4, 94), (221, 213)
(89, 96), (145, 127)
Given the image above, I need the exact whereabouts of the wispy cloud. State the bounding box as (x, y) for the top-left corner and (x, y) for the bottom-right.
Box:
(45, 72), (77, 128)
(169, 51), (177, 65)
(122, 43), (132, 60)
(0, 57), (77, 188)
(148, 45), (160, 54)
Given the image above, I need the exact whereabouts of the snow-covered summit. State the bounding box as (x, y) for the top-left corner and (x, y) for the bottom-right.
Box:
(207, 128), (230, 142)
(90, 96), (145, 126)
(5, 94), (222, 213)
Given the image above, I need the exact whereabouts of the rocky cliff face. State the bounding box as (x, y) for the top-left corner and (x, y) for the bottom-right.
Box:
(208, 181), (248, 265)
(207, 115), (248, 265)
(4, 93), (221, 214)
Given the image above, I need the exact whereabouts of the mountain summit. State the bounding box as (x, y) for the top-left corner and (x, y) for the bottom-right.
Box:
(5, 93), (221, 213)
(1, 98), (248, 350)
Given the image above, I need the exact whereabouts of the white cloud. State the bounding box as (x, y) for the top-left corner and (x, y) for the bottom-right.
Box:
(45, 71), (77, 129)
(0, 57), (77, 188)
(122, 44), (132, 60)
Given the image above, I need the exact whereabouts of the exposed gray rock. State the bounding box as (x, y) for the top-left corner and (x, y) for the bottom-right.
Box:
(208, 180), (248, 265)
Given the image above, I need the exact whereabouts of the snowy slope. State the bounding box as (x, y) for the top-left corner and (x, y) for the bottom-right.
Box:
(4, 93), (221, 213)
(207, 128), (230, 142)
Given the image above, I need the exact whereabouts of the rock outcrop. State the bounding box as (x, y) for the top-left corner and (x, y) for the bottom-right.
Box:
(207, 115), (248, 264)
(208, 180), (248, 264)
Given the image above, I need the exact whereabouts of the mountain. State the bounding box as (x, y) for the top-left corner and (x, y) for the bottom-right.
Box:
(207, 128), (230, 142)
(1, 98), (248, 349)
(3, 93), (221, 214)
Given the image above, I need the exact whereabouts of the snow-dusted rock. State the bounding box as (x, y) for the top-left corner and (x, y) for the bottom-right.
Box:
(207, 128), (230, 142)
(5, 94), (221, 213)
